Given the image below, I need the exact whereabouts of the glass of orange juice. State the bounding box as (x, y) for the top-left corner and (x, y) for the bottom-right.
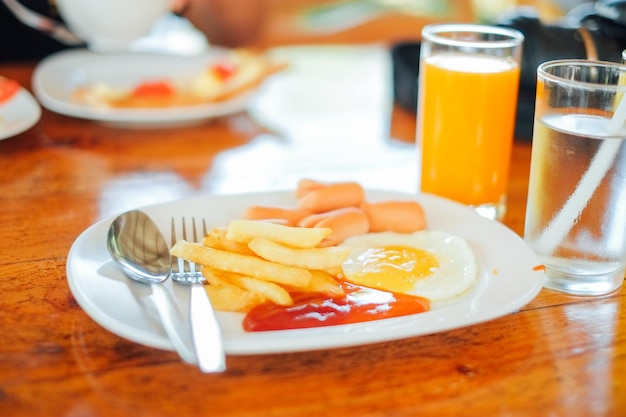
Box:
(416, 24), (524, 220)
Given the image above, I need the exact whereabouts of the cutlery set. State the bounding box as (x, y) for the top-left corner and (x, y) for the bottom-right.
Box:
(107, 210), (226, 373)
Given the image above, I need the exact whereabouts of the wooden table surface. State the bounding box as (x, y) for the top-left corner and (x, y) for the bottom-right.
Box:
(1, 6), (625, 417)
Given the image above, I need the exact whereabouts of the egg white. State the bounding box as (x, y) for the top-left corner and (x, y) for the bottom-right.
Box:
(340, 231), (479, 301)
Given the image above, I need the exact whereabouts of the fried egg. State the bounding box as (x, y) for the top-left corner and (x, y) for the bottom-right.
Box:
(340, 231), (479, 301)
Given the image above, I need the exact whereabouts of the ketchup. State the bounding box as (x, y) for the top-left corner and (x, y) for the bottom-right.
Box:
(243, 281), (430, 332)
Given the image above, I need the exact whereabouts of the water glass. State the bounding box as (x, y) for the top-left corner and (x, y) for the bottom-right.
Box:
(524, 60), (626, 296)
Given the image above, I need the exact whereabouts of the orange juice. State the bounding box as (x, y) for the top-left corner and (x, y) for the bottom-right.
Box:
(417, 53), (520, 207)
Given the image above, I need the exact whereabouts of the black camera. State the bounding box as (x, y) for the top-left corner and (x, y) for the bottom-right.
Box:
(392, 0), (626, 140)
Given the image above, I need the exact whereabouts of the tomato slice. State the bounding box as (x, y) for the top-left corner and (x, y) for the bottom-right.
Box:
(0, 77), (20, 104)
(132, 81), (175, 98)
(211, 62), (236, 81)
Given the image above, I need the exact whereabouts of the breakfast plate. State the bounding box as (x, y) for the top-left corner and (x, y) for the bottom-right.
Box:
(0, 88), (41, 140)
(32, 48), (261, 126)
(66, 190), (545, 355)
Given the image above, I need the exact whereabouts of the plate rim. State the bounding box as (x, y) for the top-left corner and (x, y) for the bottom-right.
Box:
(66, 190), (545, 355)
(0, 88), (42, 140)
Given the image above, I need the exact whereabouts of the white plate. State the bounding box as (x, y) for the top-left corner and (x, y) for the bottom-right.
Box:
(66, 190), (545, 355)
(32, 49), (257, 126)
(0, 88), (41, 140)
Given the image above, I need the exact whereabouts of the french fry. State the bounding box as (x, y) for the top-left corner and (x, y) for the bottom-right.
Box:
(202, 226), (256, 255)
(171, 240), (312, 288)
(171, 203), (364, 313)
(324, 266), (343, 277)
(228, 274), (292, 306)
(280, 269), (345, 297)
(225, 219), (331, 248)
(308, 269), (345, 296)
(201, 267), (268, 311)
(202, 266), (234, 287)
(248, 237), (350, 270)
(204, 266), (292, 308)
(205, 284), (266, 312)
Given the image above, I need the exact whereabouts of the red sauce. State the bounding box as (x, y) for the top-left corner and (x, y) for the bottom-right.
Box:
(243, 281), (430, 332)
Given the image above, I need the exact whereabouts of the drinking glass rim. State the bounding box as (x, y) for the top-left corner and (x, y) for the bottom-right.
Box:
(421, 23), (524, 49)
(538, 59), (626, 91)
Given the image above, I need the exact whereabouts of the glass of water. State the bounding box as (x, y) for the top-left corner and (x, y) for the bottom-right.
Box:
(524, 60), (626, 296)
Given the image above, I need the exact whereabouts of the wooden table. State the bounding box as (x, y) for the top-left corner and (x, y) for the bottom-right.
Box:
(1, 14), (625, 417)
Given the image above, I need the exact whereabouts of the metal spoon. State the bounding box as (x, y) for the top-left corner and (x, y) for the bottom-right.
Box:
(106, 210), (196, 365)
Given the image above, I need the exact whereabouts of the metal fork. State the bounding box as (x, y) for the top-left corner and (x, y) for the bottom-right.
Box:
(171, 217), (226, 373)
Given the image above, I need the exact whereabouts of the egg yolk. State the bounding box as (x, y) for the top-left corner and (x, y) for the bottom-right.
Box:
(345, 245), (439, 293)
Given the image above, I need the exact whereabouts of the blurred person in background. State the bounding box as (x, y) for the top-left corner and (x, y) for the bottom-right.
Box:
(175, 0), (265, 48)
